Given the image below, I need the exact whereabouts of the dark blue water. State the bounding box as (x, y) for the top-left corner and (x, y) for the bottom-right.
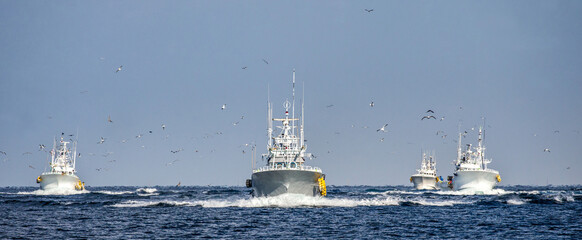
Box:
(1, 185), (580, 239)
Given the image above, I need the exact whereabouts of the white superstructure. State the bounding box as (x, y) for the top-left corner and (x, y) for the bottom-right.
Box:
(451, 127), (501, 192)
(36, 134), (85, 191)
(410, 152), (440, 190)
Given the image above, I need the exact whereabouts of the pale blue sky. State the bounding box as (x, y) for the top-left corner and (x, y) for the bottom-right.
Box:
(1, 1), (581, 186)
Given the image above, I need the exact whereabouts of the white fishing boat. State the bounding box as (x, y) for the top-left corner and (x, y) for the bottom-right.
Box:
(246, 70), (326, 197)
(36, 134), (85, 191)
(410, 152), (441, 190)
(451, 127), (501, 192)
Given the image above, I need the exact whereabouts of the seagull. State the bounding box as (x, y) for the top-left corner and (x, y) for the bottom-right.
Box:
(326, 104), (334, 108)
(221, 104), (226, 110)
(162, 124), (166, 130)
(380, 138), (384, 142)
(370, 101), (374, 107)
(115, 65), (123, 73)
(426, 110), (434, 113)
(421, 115), (436, 120)
(241, 115), (245, 119)
(440, 116), (445, 121)
(553, 130), (560, 134)
(364, 9), (374, 12)
(39, 144), (45, 151)
(136, 134), (143, 138)
(98, 137), (105, 144)
(233, 121), (239, 126)
(543, 148), (551, 152)
(262, 59), (269, 64)
(28, 165), (35, 169)
(241, 66), (247, 70)
(566, 167), (570, 170)
(108, 115), (113, 123)
(165, 159), (179, 166)
(170, 148), (183, 154)
(377, 123), (388, 132)
(0, 151), (6, 155)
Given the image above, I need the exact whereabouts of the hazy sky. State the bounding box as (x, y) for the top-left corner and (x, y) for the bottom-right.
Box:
(1, 1), (581, 187)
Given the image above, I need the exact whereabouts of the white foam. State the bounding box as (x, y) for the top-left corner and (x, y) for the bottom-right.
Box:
(432, 188), (511, 196)
(16, 188), (90, 196)
(506, 198), (527, 205)
(94, 190), (134, 195)
(111, 193), (477, 208)
(112, 200), (194, 208)
(409, 198), (473, 206)
(136, 188), (159, 196)
(369, 190), (426, 195)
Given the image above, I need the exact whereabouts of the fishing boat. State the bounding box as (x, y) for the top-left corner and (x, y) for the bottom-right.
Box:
(36, 134), (85, 191)
(246, 70), (326, 197)
(410, 151), (441, 190)
(451, 127), (500, 192)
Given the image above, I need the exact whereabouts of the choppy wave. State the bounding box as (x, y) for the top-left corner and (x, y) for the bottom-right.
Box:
(136, 188), (159, 196)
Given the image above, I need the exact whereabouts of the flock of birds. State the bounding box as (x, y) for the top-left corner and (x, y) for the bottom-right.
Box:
(0, 19), (574, 181)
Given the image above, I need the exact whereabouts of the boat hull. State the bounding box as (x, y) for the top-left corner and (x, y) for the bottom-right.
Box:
(251, 169), (324, 197)
(452, 170), (498, 192)
(38, 173), (82, 191)
(411, 175), (438, 190)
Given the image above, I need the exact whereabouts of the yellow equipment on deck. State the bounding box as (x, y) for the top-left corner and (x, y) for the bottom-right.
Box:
(318, 177), (327, 196)
(496, 175), (501, 182)
(75, 180), (85, 191)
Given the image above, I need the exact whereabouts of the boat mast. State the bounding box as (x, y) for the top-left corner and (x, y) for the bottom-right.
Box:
(267, 84), (273, 149)
(72, 140), (77, 171)
(51, 137), (56, 169)
(292, 69), (296, 139)
(478, 126), (484, 169)
(456, 132), (462, 164)
(300, 82), (305, 150)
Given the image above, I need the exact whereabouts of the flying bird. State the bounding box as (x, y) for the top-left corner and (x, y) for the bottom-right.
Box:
(326, 104), (334, 108)
(233, 121), (239, 126)
(440, 116), (445, 121)
(115, 65), (123, 73)
(39, 144), (45, 151)
(370, 101), (374, 107)
(543, 148), (551, 153)
(221, 104), (227, 110)
(162, 124), (166, 130)
(426, 110), (434, 113)
(241, 66), (247, 70)
(262, 59), (269, 64)
(98, 137), (105, 144)
(0, 151), (6, 155)
(136, 134), (143, 138)
(165, 159), (179, 166)
(421, 115), (436, 120)
(364, 9), (374, 12)
(108, 115), (113, 123)
(28, 165), (36, 169)
(377, 123), (388, 133)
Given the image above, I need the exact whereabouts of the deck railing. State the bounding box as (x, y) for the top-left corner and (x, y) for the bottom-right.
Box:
(253, 164), (322, 173)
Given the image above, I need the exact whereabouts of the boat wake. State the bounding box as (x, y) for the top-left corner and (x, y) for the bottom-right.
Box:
(16, 188), (90, 196)
(111, 193), (475, 208)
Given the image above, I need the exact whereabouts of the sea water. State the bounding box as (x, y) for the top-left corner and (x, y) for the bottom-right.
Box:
(1, 185), (580, 239)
